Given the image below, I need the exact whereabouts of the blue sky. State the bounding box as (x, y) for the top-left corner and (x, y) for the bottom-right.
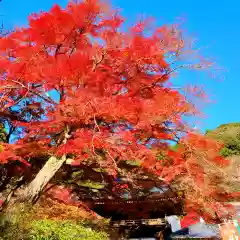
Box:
(1, 0), (239, 133)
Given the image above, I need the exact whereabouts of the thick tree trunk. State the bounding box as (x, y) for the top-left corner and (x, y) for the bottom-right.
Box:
(21, 155), (66, 203)
(1, 126), (71, 216)
(19, 125), (71, 204)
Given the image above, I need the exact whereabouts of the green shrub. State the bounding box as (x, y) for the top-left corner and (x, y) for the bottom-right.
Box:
(29, 219), (109, 240)
(0, 207), (109, 240)
(220, 146), (236, 157)
(206, 123), (240, 157)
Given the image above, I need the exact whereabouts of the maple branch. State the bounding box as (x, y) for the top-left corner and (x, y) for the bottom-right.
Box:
(92, 53), (105, 72)
(0, 109), (26, 122)
(6, 122), (16, 143)
(93, 114), (101, 132)
(113, 64), (186, 98)
(149, 64), (186, 89)
(162, 122), (184, 143)
(55, 43), (63, 58)
(56, 124), (72, 146)
(12, 80), (57, 105)
(0, 90), (11, 108)
(1, 80), (56, 106)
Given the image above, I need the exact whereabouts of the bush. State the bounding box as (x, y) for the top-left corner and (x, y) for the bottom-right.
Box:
(0, 204), (109, 240)
(29, 219), (109, 240)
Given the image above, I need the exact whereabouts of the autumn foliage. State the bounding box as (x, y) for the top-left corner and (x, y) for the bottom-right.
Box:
(0, 0), (234, 221)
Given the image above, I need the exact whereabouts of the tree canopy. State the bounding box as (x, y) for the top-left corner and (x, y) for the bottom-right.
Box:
(0, 0), (234, 222)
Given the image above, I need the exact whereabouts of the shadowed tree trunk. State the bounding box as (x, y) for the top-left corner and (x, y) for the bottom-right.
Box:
(17, 125), (71, 204)
(21, 155), (67, 203)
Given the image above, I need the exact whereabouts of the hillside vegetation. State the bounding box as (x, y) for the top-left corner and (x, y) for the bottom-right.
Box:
(206, 123), (240, 193)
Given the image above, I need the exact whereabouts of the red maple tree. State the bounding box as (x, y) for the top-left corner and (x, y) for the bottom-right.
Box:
(0, 0), (234, 221)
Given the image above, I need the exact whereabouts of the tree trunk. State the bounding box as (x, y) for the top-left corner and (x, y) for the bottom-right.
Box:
(21, 155), (66, 203)
(19, 125), (71, 204)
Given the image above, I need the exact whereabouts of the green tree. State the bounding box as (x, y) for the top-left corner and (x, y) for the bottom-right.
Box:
(206, 123), (240, 195)
(206, 123), (240, 157)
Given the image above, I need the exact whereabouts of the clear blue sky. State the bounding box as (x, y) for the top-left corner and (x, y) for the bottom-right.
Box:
(1, 0), (239, 132)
